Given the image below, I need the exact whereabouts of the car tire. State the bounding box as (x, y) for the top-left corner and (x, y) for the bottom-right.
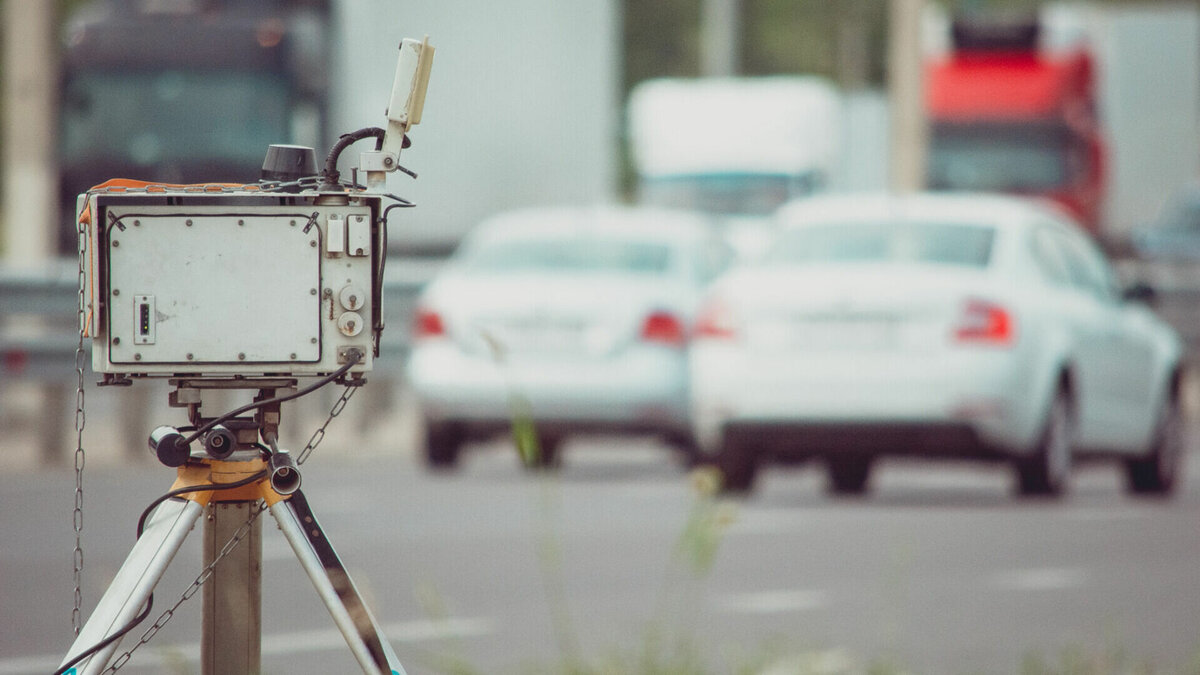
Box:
(1015, 388), (1073, 497)
(716, 437), (759, 495)
(523, 434), (563, 472)
(826, 456), (873, 495)
(424, 422), (463, 470)
(666, 432), (702, 468)
(1125, 389), (1183, 497)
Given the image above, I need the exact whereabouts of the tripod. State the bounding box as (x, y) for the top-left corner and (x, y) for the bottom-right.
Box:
(58, 380), (406, 675)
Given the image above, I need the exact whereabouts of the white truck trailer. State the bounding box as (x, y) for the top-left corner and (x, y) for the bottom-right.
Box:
(627, 76), (842, 256)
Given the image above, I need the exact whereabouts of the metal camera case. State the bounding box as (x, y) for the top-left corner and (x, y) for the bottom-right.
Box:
(83, 188), (383, 380)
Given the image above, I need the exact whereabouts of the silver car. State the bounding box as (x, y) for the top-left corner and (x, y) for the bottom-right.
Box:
(690, 192), (1186, 497)
(408, 205), (731, 469)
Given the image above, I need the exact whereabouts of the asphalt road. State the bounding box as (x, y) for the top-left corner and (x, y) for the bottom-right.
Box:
(3, 431), (1200, 675)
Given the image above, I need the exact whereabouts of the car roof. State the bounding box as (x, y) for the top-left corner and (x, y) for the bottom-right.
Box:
(775, 191), (1065, 231)
(464, 205), (715, 248)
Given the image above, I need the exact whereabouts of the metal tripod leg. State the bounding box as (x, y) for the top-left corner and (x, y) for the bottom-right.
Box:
(270, 490), (406, 675)
(58, 498), (203, 675)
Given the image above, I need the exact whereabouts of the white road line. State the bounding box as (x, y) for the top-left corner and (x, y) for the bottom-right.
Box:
(0, 617), (494, 674)
(990, 567), (1088, 591)
(715, 589), (829, 614)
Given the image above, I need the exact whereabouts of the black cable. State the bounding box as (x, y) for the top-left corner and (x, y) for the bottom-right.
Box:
(320, 127), (385, 189)
(53, 596), (153, 675)
(179, 351), (362, 447)
(54, 469), (268, 675)
(372, 195), (419, 344)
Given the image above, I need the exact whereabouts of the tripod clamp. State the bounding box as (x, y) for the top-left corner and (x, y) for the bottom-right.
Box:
(60, 384), (404, 674)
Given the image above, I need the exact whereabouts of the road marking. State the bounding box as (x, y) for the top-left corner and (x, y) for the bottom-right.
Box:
(0, 617), (493, 674)
(990, 567), (1088, 591)
(715, 589), (829, 614)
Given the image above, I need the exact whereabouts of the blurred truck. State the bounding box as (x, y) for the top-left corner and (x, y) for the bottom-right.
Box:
(925, 16), (1106, 234)
(626, 76), (841, 256)
(57, 0), (330, 254)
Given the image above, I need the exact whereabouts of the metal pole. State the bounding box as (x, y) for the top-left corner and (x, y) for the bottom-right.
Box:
(202, 502), (263, 675)
(888, 0), (928, 193)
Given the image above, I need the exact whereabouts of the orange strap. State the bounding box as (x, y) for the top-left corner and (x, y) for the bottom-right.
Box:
(77, 179), (259, 226)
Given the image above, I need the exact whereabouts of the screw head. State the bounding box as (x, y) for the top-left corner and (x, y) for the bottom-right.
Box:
(111, 240), (120, 248)
(238, 353), (246, 361)
(134, 353), (142, 361)
(112, 289), (120, 296)
(112, 337), (121, 345)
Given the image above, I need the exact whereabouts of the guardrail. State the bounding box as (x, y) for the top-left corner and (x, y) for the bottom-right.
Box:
(0, 258), (439, 464)
(0, 258), (439, 383)
(5, 255), (1200, 466)
(6, 256), (1200, 382)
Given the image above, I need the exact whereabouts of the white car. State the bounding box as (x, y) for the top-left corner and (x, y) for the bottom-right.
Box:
(408, 205), (731, 469)
(689, 192), (1186, 497)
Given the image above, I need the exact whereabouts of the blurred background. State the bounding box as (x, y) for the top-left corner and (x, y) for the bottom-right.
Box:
(2, 0), (1199, 466)
(5, 2), (1200, 674)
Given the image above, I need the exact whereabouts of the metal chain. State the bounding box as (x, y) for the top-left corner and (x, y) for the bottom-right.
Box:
(95, 386), (356, 669)
(296, 385), (357, 465)
(73, 214), (89, 635)
(102, 501), (267, 674)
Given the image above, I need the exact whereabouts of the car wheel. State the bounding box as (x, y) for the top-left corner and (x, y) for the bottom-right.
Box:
(424, 422), (463, 470)
(1015, 389), (1073, 497)
(1125, 390), (1183, 496)
(523, 434), (563, 472)
(826, 456), (873, 495)
(666, 432), (702, 468)
(716, 437), (759, 495)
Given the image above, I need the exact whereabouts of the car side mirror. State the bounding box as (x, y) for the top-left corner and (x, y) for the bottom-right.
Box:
(1122, 281), (1158, 306)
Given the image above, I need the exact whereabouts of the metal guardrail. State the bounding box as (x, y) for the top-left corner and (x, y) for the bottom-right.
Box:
(5, 256), (1200, 383)
(0, 258), (440, 383)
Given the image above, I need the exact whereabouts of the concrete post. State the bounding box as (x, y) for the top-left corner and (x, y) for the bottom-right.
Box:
(2, 0), (59, 263)
(888, 0), (927, 193)
(701, 0), (741, 77)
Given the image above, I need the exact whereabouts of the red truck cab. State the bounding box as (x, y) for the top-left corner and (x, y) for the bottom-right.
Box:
(925, 19), (1106, 233)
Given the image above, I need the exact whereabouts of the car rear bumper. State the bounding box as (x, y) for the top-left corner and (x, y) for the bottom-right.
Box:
(721, 420), (1009, 460)
(408, 344), (690, 434)
(690, 346), (1042, 456)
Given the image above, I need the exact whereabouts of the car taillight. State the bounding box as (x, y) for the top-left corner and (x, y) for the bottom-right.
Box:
(413, 308), (446, 339)
(954, 298), (1014, 345)
(640, 310), (686, 346)
(693, 299), (737, 340)
(2, 349), (27, 375)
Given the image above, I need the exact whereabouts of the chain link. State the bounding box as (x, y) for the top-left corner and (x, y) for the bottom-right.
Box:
(95, 387), (356, 670)
(68, 182), (362, 664)
(102, 501), (267, 673)
(73, 213), (89, 635)
(297, 385), (357, 465)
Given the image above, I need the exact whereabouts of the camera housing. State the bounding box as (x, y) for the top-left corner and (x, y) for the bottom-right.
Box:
(83, 188), (384, 380)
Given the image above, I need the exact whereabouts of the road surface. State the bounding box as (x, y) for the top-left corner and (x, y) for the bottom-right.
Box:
(3, 430), (1199, 674)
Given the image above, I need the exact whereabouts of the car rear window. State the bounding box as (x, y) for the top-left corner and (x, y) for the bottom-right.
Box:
(769, 221), (995, 268)
(465, 238), (672, 274)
